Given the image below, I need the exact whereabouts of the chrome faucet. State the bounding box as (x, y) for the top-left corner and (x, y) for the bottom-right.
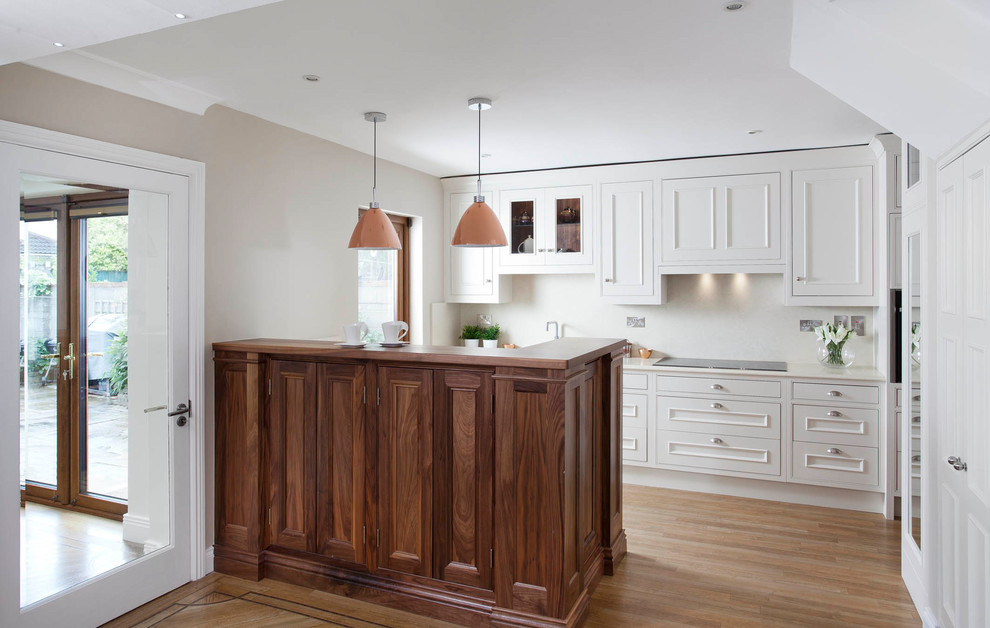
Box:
(546, 320), (559, 340)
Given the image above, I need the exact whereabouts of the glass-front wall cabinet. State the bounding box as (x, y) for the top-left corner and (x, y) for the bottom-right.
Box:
(500, 185), (593, 270)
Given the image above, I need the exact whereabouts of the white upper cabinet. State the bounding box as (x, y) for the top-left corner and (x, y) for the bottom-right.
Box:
(499, 184), (594, 273)
(660, 172), (782, 272)
(600, 180), (665, 304)
(789, 166), (877, 305)
(444, 190), (511, 303)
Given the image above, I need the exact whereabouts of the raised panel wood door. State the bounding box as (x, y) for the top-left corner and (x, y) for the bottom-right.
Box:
(268, 360), (317, 553)
(434, 370), (494, 591)
(315, 363), (367, 566)
(791, 166), (875, 298)
(377, 367), (433, 577)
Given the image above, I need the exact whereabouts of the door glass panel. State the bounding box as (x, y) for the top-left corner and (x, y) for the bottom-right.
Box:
(18, 178), (172, 607)
(19, 214), (59, 488)
(80, 213), (129, 500)
(509, 200), (536, 257)
(905, 233), (922, 551)
(553, 196), (582, 254)
(358, 248), (396, 344)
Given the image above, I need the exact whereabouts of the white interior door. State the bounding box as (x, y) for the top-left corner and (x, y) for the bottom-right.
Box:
(936, 137), (990, 628)
(0, 141), (194, 627)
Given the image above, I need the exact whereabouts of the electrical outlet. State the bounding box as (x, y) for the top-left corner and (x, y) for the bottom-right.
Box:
(799, 319), (822, 332)
(478, 314), (492, 326)
(627, 316), (645, 328)
(851, 316), (866, 336)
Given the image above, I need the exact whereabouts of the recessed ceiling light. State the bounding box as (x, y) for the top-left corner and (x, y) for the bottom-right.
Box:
(723, 1), (746, 11)
(174, 13), (188, 19)
(303, 74), (320, 82)
(52, 42), (64, 47)
(747, 129), (763, 135)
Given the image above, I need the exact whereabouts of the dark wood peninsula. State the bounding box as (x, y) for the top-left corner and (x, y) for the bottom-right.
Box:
(212, 338), (627, 627)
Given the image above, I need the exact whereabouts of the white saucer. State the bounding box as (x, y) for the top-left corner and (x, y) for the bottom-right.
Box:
(379, 341), (409, 348)
(338, 342), (367, 348)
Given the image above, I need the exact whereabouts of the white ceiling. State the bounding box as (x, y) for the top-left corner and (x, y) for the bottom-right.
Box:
(14, 0), (886, 177)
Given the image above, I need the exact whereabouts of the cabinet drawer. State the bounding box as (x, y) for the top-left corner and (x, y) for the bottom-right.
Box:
(896, 455), (922, 496)
(896, 411), (922, 452)
(657, 396), (780, 439)
(624, 372), (649, 390)
(791, 442), (878, 487)
(656, 375), (781, 399)
(657, 430), (780, 476)
(621, 393), (648, 429)
(621, 426), (648, 463)
(792, 404), (879, 447)
(792, 382), (880, 405)
(896, 386), (921, 409)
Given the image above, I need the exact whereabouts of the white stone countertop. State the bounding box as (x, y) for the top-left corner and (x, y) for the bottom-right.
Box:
(622, 358), (886, 382)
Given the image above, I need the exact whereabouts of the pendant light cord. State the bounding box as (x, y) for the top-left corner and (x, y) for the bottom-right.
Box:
(373, 118), (378, 204)
(477, 103), (482, 198)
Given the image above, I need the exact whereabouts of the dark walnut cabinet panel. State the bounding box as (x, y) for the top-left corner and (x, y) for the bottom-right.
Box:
(213, 339), (625, 628)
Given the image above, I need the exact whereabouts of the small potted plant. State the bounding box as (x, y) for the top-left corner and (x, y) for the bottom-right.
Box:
(461, 325), (481, 347)
(481, 324), (501, 348)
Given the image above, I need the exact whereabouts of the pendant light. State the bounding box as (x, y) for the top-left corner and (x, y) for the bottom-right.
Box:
(451, 97), (508, 247)
(348, 112), (402, 250)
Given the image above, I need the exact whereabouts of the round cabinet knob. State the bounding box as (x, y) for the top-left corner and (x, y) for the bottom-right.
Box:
(827, 390), (841, 397)
(826, 447), (842, 455)
(710, 384), (723, 391)
(485, 278), (493, 283)
(710, 437), (724, 445)
(710, 402), (723, 409)
(827, 411), (842, 417)
(795, 276), (806, 282)
(603, 278), (613, 283)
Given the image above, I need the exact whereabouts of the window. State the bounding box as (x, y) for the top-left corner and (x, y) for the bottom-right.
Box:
(357, 210), (409, 343)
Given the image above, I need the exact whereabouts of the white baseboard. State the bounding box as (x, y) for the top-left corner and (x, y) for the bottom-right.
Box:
(204, 546), (214, 574)
(122, 513), (151, 545)
(624, 466), (885, 513)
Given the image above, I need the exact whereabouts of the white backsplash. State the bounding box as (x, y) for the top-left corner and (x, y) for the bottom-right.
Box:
(456, 274), (878, 368)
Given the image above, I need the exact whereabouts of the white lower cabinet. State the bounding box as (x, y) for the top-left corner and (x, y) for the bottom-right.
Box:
(625, 367), (888, 504)
(657, 431), (781, 476)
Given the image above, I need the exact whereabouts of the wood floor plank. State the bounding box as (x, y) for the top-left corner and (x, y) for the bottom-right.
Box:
(103, 485), (920, 627)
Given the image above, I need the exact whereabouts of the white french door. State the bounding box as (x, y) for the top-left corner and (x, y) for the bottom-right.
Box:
(0, 138), (197, 627)
(936, 135), (990, 628)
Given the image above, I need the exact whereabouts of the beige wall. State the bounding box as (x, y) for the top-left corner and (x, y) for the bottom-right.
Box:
(459, 274), (878, 367)
(0, 63), (443, 547)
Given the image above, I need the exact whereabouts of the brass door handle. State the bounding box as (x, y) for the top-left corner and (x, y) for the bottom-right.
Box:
(62, 343), (75, 380)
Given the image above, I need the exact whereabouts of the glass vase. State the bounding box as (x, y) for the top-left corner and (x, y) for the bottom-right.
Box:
(817, 339), (855, 369)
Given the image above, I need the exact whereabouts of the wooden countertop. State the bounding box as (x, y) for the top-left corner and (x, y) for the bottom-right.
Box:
(213, 337), (626, 370)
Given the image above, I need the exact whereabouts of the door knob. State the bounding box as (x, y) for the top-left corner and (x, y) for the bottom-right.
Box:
(947, 456), (967, 471)
(169, 402), (191, 427)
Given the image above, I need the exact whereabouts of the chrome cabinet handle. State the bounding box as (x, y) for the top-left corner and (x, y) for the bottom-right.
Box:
(795, 276), (806, 282)
(827, 411), (841, 417)
(912, 415), (921, 423)
(710, 437), (724, 445)
(826, 447), (842, 455)
(827, 390), (841, 397)
(912, 395), (921, 401)
(710, 402), (723, 409)
(912, 454), (921, 463)
(603, 278), (613, 283)
(485, 278), (492, 283)
(710, 384), (723, 391)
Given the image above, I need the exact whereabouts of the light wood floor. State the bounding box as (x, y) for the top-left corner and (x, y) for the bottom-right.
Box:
(21, 502), (154, 607)
(104, 485), (921, 627)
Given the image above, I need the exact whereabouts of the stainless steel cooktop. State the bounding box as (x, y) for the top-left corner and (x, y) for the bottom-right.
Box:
(652, 357), (788, 372)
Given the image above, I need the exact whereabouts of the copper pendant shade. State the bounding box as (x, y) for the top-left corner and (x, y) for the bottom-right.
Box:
(348, 112), (402, 250)
(451, 98), (507, 247)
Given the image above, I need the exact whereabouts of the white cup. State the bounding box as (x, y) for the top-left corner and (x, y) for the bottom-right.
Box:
(382, 321), (409, 343)
(342, 322), (369, 344)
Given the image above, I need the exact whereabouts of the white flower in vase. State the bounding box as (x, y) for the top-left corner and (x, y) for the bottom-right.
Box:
(814, 322), (856, 368)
